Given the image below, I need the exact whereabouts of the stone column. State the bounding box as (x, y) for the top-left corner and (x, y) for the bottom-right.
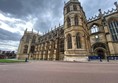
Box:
(108, 43), (115, 55)
(27, 39), (32, 54)
(72, 34), (76, 50)
(53, 50), (56, 61)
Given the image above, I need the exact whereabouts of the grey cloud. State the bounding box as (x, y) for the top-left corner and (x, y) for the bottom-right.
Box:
(0, 28), (21, 41)
(0, 0), (65, 32)
(0, 0), (23, 17)
(0, 0), (65, 33)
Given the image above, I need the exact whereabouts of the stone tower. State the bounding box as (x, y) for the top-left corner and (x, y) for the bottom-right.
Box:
(64, 0), (90, 61)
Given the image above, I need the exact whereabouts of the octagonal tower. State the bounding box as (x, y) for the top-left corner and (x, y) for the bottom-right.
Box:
(64, 0), (90, 61)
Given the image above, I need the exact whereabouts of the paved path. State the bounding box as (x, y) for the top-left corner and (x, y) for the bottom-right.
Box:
(0, 61), (118, 83)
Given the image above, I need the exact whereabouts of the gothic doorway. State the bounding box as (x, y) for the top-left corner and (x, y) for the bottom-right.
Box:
(96, 49), (105, 59)
(92, 42), (108, 59)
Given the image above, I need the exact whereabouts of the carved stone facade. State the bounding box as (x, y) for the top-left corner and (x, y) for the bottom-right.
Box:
(17, 0), (118, 61)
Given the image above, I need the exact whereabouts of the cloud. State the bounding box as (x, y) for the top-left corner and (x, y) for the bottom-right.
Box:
(0, 40), (19, 51)
(0, 28), (21, 41)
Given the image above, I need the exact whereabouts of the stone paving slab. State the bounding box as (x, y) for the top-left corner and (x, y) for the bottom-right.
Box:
(0, 61), (118, 83)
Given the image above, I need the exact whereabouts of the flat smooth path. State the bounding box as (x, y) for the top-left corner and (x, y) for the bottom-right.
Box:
(0, 61), (118, 83)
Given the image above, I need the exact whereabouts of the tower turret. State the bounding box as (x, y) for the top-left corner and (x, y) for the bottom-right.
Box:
(64, 0), (90, 61)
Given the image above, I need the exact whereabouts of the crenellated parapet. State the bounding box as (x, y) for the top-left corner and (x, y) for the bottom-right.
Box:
(88, 2), (118, 22)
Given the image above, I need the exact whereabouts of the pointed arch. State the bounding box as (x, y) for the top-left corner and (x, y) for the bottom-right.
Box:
(67, 34), (72, 49)
(76, 33), (81, 48)
(67, 17), (71, 28)
(91, 25), (99, 33)
(74, 15), (79, 26)
(23, 45), (28, 54)
(32, 35), (36, 43)
(30, 45), (35, 53)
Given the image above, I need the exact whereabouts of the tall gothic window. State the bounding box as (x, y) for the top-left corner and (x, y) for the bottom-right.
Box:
(32, 35), (36, 43)
(23, 45), (28, 54)
(74, 15), (79, 26)
(76, 33), (81, 48)
(26, 35), (30, 43)
(73, 5), (77, 11)
(67, 34), (72, 49)
(67, 17), (71, 28)
(109, 20), (118, 41)
(67, 6), (70, 13)
(91, 25), (99, 33)
(59, 39), (64, 53)
(30, 46), (35, 53)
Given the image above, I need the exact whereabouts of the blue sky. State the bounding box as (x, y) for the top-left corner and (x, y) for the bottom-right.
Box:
(0, 0), (117, 51)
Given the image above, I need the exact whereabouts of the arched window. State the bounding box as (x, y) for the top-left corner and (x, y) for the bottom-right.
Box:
(108, 19), (118, 41)
(67, 34), (72, 49)
(59, 39), (64, 53)
(26, 35), (30, 43)
(91, 25), (99, 33)
(67, 6), (70, 13)
(23, 45), (28, 54)
(67, 17), (71, 28)
(73, 5), (77, 11)
(74, 15), (79, 26)
(76, 33), (81, 48)
(30, 46), (35, 53)
(32, 36), (36, 43)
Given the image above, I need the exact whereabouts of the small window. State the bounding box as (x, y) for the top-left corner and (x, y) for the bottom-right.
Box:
(67, 17), (71, 28)
(74, 15), (79, 26)
(91, 25), (99, 33)
(73, 5), (77, 11)
(67, 6), (70, 13)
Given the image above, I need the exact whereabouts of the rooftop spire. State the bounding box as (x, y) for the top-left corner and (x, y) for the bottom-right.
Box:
(32, 29), (33, 33)
(24, 28), (27, 34)
(114, 2), (118, 11)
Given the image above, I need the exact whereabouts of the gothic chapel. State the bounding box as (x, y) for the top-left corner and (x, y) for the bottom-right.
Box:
(17, 0), (118, 61)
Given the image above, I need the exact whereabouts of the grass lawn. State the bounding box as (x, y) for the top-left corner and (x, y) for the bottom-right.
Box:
(0, 59), (25, 63)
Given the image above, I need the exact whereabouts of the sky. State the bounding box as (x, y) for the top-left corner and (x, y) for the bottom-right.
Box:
(0, 0), (117, 52)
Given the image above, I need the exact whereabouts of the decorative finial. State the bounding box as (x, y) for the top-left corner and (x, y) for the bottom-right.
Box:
(114, 2), (118, 11)
(51, 28), (53, 31)
(32, 28), (33, 33)
(24, 28), (27, 34)
(55, 25), (56, 29)
(64, 1), (66, 4)
(99, 9), (102, 14)
(37, 30), (39, 35)
(98, 9), (103, 18)
(59, 23), (60, 27)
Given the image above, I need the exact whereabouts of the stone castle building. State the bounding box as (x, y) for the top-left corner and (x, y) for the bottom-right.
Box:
(17, 0), (118, 61)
